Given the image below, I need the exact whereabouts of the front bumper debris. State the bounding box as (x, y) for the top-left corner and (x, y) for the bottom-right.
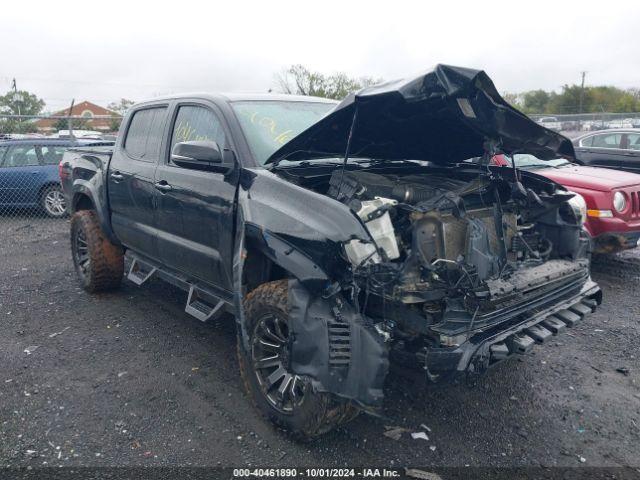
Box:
(420, 279), (602, 376)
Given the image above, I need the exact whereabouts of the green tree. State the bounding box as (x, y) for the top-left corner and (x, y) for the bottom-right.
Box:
(52, 117), (90, 132)
(109, 118), (122, 132)
(107, 98), (135, 116)
(521, 89), (552, 114)
(0, 89), (45, 134)
(275, 65), (383, 100)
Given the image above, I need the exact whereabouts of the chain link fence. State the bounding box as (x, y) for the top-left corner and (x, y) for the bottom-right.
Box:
(0, 113), (117, 220)
(1, 109), (639, 222)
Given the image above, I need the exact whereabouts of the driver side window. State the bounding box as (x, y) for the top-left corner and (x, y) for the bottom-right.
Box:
(169, 105), (226, 165)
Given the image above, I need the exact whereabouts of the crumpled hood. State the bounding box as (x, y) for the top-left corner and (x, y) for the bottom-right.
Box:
(534, 164), (640, 191)
(266, 64), (575, 165)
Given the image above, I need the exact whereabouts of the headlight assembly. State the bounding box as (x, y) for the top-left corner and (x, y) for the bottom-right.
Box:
(567, 191), (587, 224)
(613, 191), (626, 213)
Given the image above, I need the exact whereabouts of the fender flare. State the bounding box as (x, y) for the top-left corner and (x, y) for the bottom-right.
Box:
(233, 218), (333, 351)
(71, 181), (120, 246)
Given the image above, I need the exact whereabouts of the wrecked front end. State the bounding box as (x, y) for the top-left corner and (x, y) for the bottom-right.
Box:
(261, 64), (602, 411)
(282, 163), (601, 410)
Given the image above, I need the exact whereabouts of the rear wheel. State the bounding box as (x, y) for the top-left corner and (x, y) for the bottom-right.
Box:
(70, 210), (124, 292)
(41, 184), (67, 218)
(237, 280), (359, 441)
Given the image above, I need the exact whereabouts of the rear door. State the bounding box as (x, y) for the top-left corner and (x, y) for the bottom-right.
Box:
(0, 144), (43, 206)
(154, 101), (237, 293)
(108, 105), (168, 260)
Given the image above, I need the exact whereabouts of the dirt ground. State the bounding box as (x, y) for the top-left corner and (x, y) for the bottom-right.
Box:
(1, 216), (639, 468)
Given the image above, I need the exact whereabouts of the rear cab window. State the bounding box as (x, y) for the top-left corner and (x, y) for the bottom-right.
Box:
(124, 107), (168, 162)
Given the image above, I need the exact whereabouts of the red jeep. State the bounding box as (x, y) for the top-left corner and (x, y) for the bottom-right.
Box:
(493, 154), (640, 253)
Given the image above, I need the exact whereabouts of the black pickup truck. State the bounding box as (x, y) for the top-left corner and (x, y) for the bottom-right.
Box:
(60, 65), (602, 440)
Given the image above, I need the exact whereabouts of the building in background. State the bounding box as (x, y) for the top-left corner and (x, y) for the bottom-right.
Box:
(35, 101), (120, 133)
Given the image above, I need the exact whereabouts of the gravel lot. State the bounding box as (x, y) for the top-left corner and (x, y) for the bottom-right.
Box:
(1, 216), (639, 468)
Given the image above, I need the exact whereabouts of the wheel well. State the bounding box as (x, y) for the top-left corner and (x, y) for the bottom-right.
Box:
(242, 243), (287, 293)
(73, 193), (95, 212)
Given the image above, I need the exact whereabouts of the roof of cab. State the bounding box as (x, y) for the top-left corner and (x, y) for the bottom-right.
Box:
(133, 92), (338, 106)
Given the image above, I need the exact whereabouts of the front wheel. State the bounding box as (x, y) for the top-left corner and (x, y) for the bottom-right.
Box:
(41, 184), (67, 218)
(70, 210), (124, 292)
(237, 280), (358, 441)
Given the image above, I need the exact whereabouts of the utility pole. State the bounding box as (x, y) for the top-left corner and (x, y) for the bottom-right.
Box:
(579, 71), (587, 114)
(12, 78), (22, 132)
(67, 99), (75, 139)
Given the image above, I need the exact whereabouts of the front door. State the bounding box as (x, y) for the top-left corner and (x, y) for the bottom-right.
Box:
(108, 106), (168, 260)
(154, 102), (237, 293)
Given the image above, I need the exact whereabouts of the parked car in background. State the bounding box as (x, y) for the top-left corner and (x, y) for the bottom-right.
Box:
(56, 129), (105, 139)
(492, 154), (640, 253)
(0, 138), (112, 217)
(606, 119), (634, 129)
(561, 120), (580, 131)
(536, 116), (562, 131)
(581, 120), (607, 132)
(573, 129), (640, 174)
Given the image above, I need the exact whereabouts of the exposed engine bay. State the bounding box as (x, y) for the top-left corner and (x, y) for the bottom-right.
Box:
(301, 165), (592, 349)
(259, 66), (601, 413)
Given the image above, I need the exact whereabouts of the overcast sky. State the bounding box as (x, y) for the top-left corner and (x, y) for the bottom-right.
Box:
(2, 0), (638, 112)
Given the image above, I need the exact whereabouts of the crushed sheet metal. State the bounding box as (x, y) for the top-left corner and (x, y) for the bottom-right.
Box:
(288, 280), (389, 408)
(267, 64), (575, 165)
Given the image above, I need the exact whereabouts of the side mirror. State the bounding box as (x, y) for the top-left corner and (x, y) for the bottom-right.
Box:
(171, 141), (223, 170)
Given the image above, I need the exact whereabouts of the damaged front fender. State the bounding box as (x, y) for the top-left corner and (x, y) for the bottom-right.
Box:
(288, 280), (389, 409)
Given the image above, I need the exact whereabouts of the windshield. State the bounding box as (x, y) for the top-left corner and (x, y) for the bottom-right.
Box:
(231, 100), (335, 165)
(507, 153), (571, 168)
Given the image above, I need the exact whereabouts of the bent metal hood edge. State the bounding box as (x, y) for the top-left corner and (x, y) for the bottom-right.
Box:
(266, 64), (575, 165)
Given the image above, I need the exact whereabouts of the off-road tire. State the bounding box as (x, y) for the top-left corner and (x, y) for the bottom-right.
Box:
(70, 210), (124, 293)
(237, 279), (359, 441)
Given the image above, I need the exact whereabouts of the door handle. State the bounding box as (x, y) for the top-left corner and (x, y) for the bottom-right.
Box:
(110, 172), (124, 181)
(154, 181), (172, 192)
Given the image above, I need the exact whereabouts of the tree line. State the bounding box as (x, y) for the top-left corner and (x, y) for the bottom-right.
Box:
(2, 67), (639, 134)
(504, 85), (640, 115)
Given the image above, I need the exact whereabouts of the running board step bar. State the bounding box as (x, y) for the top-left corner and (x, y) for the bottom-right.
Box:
(127, 257), (157, 285)
(185, 286), (225, 322)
